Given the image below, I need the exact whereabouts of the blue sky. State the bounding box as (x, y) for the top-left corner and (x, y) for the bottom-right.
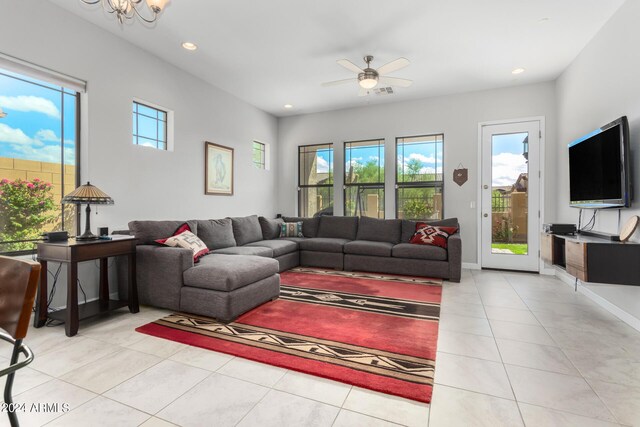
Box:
(492, 132), (528, 187)
(0, 69), (76, 165)
(314, 138), (444, 175)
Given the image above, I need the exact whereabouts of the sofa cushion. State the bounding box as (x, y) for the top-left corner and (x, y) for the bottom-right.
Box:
(211, 246), (273, 257)
(392, 243), (447, 261)
(183, 254), (278, 292)
(129, 220), (197, 245)
(299, 237), (349, 253)
(401, 218), (459, 243)
(245, 239), (298, 257)
(282, 216), (320, 238)
(196, 219), (236, 250)
(277, 237), (307, 245)
(230, 215), (263, 246)
(344, 240), (394, 257)
(259, 217), (284, 240)
(317, 216), (358, 240)
(356, 216), (401, 244)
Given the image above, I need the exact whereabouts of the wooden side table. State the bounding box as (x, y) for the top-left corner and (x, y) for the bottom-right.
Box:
(34, 236), (139, 337)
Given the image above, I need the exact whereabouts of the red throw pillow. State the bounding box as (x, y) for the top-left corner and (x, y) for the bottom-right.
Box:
(155, 223), (192, 245)
(409, 223), (458, 249)
(155, 223), (209, 262)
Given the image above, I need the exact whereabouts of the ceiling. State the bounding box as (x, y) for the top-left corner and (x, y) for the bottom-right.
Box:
(49, 0), (625, 117)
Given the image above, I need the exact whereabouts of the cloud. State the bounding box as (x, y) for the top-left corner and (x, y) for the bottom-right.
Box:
(9, 143), (74, 165)
(419, 166), (443, 174)
(408, 153), (436, 164)
(492, 152), (527, 187)
(316, 156), (329, 173)
(0, 123), (34, 145)
(0, 95), (61, 119)
(35, 129), (60, 142)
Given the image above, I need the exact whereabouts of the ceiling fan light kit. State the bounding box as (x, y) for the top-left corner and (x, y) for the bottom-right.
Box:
(323, 55), (413, 95)
(80, 0), (169, 24)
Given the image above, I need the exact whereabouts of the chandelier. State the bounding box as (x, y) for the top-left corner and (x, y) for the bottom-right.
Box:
(80, 0), (170, 24)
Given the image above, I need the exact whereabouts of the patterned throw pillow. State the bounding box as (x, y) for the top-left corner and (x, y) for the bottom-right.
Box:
(409, 222), (458, 249)
(280, 222), (304, 238)
(155, 224), (209, 261)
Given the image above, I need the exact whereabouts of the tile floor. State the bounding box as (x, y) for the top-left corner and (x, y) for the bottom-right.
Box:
(2, 269), (640, 426)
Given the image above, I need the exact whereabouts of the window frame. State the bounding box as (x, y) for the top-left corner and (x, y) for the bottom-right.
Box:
(343, 138), (385, 218)
(297, 143), (334, 217)
(132, 99), (170, 151)
(0, 69), (81, 256)
(253, 141), (266, 169)
(395, 133), (445, 220)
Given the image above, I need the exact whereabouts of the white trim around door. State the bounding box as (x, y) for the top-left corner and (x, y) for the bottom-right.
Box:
(476, 117), (545, 272)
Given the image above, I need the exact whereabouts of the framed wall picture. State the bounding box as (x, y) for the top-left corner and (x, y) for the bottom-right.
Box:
(205, 141), (234, 195)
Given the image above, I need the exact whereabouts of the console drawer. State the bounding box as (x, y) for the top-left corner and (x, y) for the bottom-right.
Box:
(565, 240), (587, 280)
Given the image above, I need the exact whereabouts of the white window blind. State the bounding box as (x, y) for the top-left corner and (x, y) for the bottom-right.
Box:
(0, 52), (87, 93)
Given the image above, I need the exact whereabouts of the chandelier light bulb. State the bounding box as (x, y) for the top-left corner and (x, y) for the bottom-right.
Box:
(80, 0), (169, 24)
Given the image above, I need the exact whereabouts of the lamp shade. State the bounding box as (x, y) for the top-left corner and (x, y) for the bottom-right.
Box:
(146, 0), (169, 11)
(62, 182), (114, 205)
(359, 78), (378, 89)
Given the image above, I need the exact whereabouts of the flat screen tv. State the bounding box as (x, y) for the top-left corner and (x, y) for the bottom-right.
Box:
(569, 116), (632, 208)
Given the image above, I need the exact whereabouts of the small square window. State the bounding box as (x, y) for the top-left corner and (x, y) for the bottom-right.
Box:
(253, 141), (266, 169)
(133, 101), (168, 150)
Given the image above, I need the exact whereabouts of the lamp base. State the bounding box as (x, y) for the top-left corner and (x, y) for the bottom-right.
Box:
(76, 232), (99, 241)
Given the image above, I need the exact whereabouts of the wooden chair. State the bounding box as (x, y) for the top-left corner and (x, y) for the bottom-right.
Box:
(0, 256), (41, 427)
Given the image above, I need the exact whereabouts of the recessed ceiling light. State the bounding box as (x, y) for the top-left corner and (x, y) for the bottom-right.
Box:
(512, 68), (525, 75)
(182, 42), (198, 51)
(284, 104), (293, 109)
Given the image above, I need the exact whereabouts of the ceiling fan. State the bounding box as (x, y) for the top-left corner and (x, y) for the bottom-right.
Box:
(322, 55), (413, 96)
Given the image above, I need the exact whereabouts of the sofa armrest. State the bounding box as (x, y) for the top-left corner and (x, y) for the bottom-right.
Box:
(117, 245), (193, 310)
(448, 232), (462, 282)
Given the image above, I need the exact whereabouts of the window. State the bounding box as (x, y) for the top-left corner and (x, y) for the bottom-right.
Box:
(396, 134), (444, 220)
(298, 144), (333, 217)
(253, 141), (265, 169)
(344, 139), (385, 218)
(0, 68), (80, 254)
(133, 101), (168, 150)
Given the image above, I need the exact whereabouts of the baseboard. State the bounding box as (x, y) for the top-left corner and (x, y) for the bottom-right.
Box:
(554, 266), (640, 333)
(540, 267), (556, 276)
(462, 262), (480, 270)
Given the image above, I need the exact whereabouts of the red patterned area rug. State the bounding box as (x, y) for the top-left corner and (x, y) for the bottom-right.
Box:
(136, 267), (442, 403)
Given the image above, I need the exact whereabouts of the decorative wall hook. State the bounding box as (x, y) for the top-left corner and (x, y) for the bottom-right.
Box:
(453, 163), (468, 186)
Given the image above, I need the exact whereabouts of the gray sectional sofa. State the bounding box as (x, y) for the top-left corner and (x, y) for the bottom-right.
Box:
(117, 215), (461, 322)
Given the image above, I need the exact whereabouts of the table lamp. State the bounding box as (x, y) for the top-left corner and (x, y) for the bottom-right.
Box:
(62, 182), (114, 240)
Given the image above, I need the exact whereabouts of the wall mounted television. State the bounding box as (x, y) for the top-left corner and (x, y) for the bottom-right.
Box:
(569, 116), (632, 208)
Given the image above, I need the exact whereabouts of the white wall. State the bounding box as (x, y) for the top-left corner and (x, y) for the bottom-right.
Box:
(555, 0), (640, 318)
(0, 0), (279, 226)
(1, 0), (278, 308)
(278, 82), (557, 264)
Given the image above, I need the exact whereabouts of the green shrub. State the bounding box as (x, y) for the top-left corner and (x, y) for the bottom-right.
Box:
(0, 178), (56, 251)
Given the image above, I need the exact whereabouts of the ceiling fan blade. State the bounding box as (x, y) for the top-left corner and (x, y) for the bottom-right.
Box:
(378, 76), (413, 88)
(377, 58), (410, 75)
(322, 78), (357, 87)
(337, 59), (364, 74)
(358, 87), (371, 97)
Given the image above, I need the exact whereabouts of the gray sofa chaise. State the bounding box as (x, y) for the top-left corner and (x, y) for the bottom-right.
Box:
(118, 215), (461, 322)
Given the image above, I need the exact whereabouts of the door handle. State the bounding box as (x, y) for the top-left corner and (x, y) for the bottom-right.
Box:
(483, 185), (489, 189)
(483, 213), (488, 218)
